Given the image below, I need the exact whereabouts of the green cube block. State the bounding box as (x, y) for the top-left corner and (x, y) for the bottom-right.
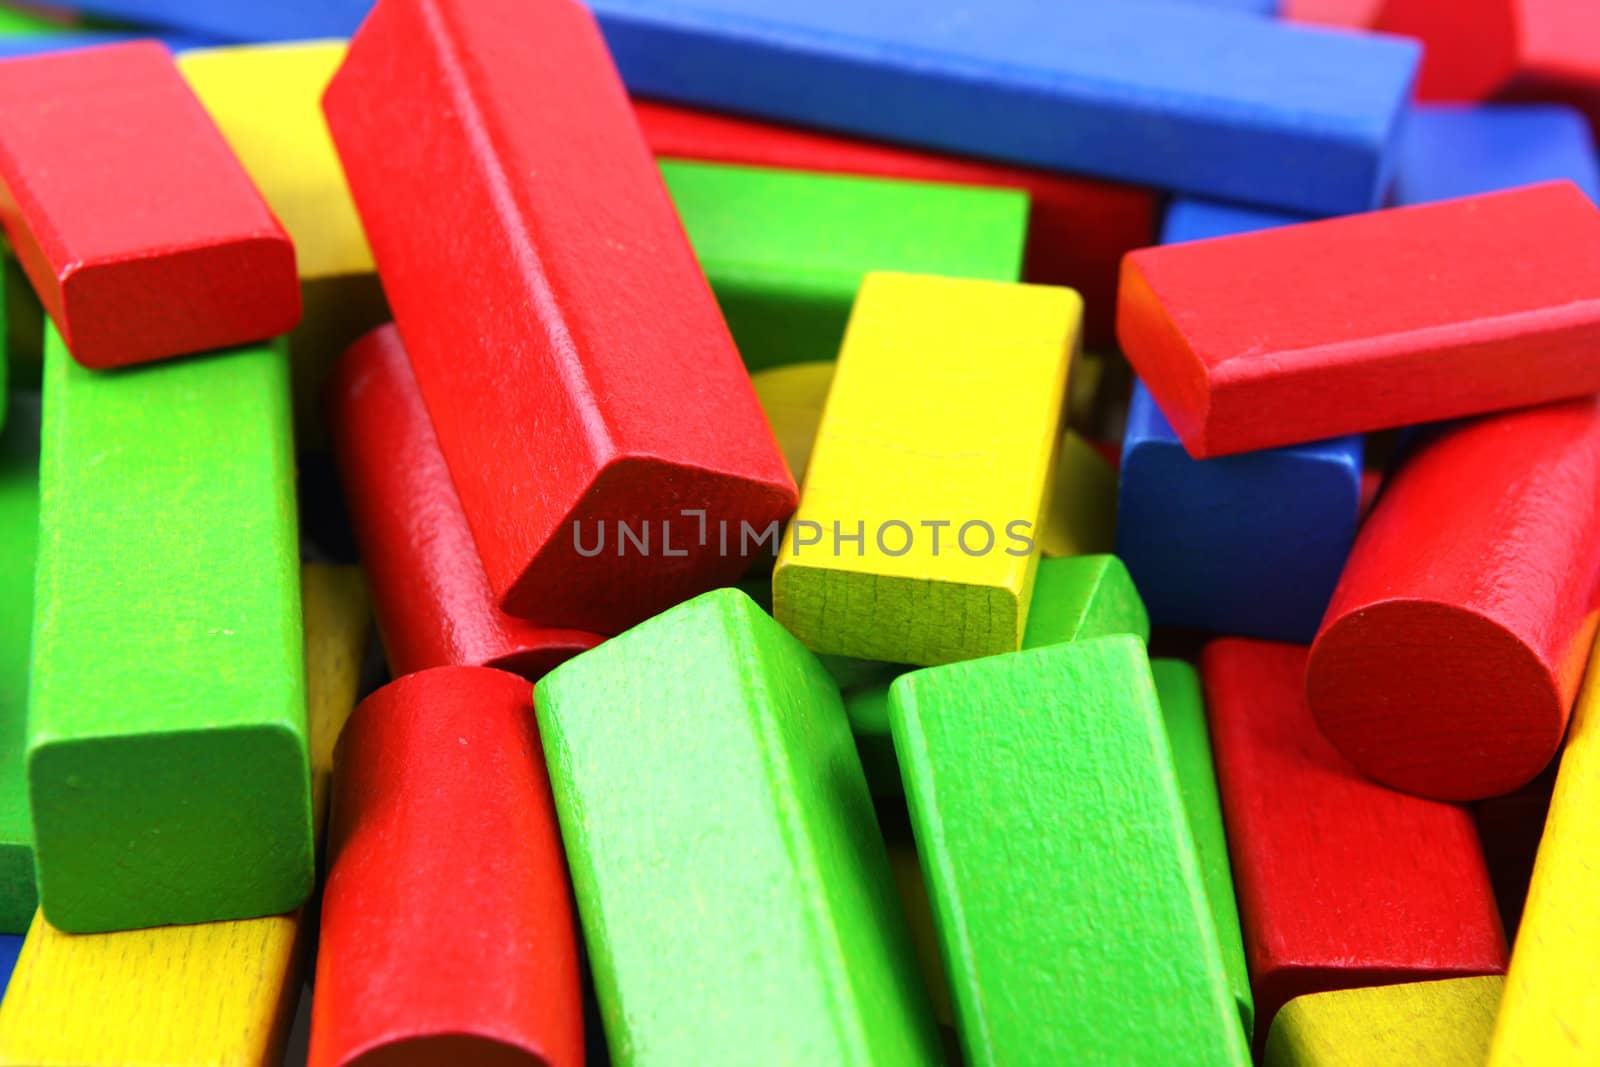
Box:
(535, 588), (940, 1065)
(889, 636), (1248, 1066)
(664, 160), (1029, 369)
(1153, 657), (1254, 1041)
(28, 328), (311, 933)
(0, 393), (38, 931)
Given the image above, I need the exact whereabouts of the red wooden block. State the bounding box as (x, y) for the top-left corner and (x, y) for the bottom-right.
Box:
(310, 666), (582, 1067)
(1203, 639), (1507, 1043)
(1308, 399), (1600, 801)
(330, 325), (604, 679)
(1118, 181), (1600, 457)
(323, 0), (797, 633)
(633, 100), (1157, 348)
(0, 41), (300, 369)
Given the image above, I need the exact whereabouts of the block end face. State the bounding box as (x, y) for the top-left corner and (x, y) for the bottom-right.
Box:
(29, 722), (315, 932)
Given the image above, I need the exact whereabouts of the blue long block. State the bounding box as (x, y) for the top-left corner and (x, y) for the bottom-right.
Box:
(0, 31), (209, 58)
(33, 2), (367, 41)
(588, 0), (1419, 215)
(0, 933), (20, 993)
(1116, 381), (1363, 642)
(1160, 198), (1303, 244)
(1394, 103), (1600, 205)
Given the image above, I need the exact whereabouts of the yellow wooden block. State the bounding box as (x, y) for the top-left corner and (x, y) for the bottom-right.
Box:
(0, 566), (370, 1067)
(1265, 977), (1503, 1067)
(773, 272), (1078, 666)
(1039, 429), (1117, 558)
(750, 360), (835, 484)
(1488, 634), (1600, 1066)
(177, 41), (371, 281)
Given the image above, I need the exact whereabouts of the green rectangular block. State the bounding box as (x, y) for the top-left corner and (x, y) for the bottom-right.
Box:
(535, 587), (940, 1066)
(663, 160), (1029, 370)
(0, 393), (37, 932)
(1152, 657), (1254, 1042)
(888, 636), (1248, 1066)
(28, 328), (311, 933)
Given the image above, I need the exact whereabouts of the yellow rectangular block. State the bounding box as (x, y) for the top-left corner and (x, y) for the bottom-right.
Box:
(1266, 977), (1502, 1067)
(1488, 635), (1600, 1066)
(0, 566), (369, 1067)
(773, 272), (1078, 665)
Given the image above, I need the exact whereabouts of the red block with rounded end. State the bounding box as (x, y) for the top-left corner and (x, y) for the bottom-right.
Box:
(323, 0), (796, 633)
(1203, 639), (1507, 1043)
(331, 325), (604, 678)
(1308, 399), (1600, 801)
(310, 666), (582, 1067)
(632, 100), (1155, 348)
(0, 41), (300, 369)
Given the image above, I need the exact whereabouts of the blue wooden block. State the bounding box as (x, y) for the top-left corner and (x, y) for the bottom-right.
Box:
(0, 31), (209, 58)
(1394, 104), (1600, 206)
(1160, 198), (1304, 244)
(33, 2), (367, 41)
(0, 934), (20, 993)
(1116, 381), (1363, 642)
(589, 0), (1419, 215)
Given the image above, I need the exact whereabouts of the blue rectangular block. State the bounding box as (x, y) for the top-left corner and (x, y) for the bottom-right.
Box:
(0, 31), (209, 59)
(1116, 381), (1363, 642)
(0, 933), (20, 994)
(588, 0), (1419, 215)
(29, 2), (366, 41)
(1160, 198), (1304, 244)
(1394, 104), (1600, 206)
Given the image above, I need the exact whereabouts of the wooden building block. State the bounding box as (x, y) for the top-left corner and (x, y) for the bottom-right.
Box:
(310, 666), (582, 1067)
(0, 934), (18, 995)
(331, 325), (602, 679)
(1487, 633), (1600, 1065)
(0, 5), (75, 33)
(1394, 103), (1600, 205)
(1284, 0), (1384, 26)
(1038, 428), (1117, 559)
(1203, 639), (1507, 1040)
(324, 0), (796, 633)
(1309, 400), (1600, 800)
(1121, 182), (1600, 457)
(0, 31), (208, 61)
(1266, 976), (1503, 1066)
(0, 565), (370, 1067)
(0, 42), (300, 369)
(1153, 658), (1253, 1041)
(28, 328), (310, 933)
(535, 588), (939, 1065)
(46, 0), (371, 39)
(663, 159), (1028, 370)
(0, 395), (36, 933)
(750, 361), (836, 484)
(594, 0), (1419, 216)
(1020, 554), (1149, 650)
(635, 99), (1155, 348)
(1117, 381), (1364, 641)
(773, 272), (1077, 666)
(1161, 199), (1303, 244)
(889, 636), (1248, 1065)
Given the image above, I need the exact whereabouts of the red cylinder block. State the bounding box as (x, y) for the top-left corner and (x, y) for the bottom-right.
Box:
(1308, 398), (1600, 801)
(330, 325), (603, 680)
(310, 666), (582, 1067)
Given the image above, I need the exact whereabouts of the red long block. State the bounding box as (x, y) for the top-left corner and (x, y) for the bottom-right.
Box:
(1203, 639), (1507, 1042)
(310, 666), (582, 1067)
(1308, 400), (1600, 801)
(1118, 181), (1600, 457)
(331, 325), (603, 678)
(324, 0), (797, 633)
(0, 42), (299, 369)
(633, 100), (1156, 347)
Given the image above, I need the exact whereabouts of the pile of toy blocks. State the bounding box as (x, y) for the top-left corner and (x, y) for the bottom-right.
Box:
(0, 0), (1595, 1064)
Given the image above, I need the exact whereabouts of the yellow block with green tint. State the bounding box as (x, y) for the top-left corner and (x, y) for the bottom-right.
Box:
(774, 272), (1078, 667)
(1267, 977), (1503, 1066)
(1488, 634), (1600, 1066)
(0, 394), (37, 932)
(662, 161), (1028, 370)
(28, 328), (309, 934)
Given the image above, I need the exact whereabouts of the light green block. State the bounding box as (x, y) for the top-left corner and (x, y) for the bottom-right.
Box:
(536, 588), (940, 1066)
(1021, 553), (1149, 647)
(889, 637), (1249, 1066)
(0, 393), (37, 931)
(664, 160), (1029, 369)
(1153, 657), (1254, 1042)
(28, 328), (311, 933)
(0, 7), (67, 35)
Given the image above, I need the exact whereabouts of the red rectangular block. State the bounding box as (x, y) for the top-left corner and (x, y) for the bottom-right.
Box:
(633, 100), (1157, 348)
(0, 41), (300, 369)
(324, 0), (796, 634)
(1119, 181), (1600, 457)
(1202, 638), (1507, 1043)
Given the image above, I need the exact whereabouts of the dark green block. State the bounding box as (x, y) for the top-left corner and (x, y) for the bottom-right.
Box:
(0, 393), (37, 931)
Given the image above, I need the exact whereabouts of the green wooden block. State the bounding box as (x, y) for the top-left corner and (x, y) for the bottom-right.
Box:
(663, 160), (1029, 370)
(1152, 657), (1254, 1042)
(0, 8), (66, 35)
(28, 328), (311, 933)
(0, 393), (37, 932)
(888, 636), (1249, 1066)
(535, 588), (940, 1065)
(1021, 553), (1149, 647)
